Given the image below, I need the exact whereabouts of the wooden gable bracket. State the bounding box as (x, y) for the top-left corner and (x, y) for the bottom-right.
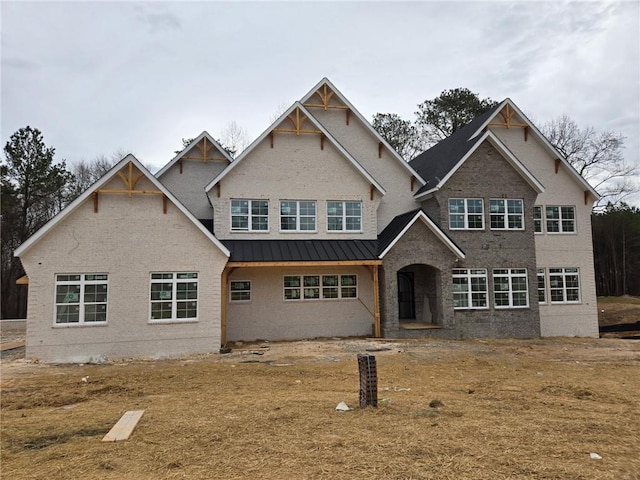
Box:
(555, 158), (561, 174)
(216, 183), (221, 198)
(269, 131), (274, 148)
(584, 190), (589, 205)
(272, 107), (323, 147)
(370, 184), (375, 200)
(410, 175), (416, 191)
(487, 104), (529, 130)
(320, 133), (324, 150)
(378, 142), (383, 158)
(179, 159), (183, 174)
(302, 84), (350, 112)
(346, 108), (351, 125)
(94, 161), (165, 213)
(524, 126), (529, 142)
(180, 137), (230, 166)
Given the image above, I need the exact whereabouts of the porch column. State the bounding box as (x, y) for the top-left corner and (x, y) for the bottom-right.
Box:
(372, 265), (381, 338)
(221, 267), (230, 345)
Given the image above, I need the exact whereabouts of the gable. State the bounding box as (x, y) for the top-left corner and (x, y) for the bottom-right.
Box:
(15, 155), (230, 258)
(156, 131), (233, 178)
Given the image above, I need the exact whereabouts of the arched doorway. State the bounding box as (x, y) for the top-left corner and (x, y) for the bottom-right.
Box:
(397, 264), (440, 326)
(397, 272), (415, 320)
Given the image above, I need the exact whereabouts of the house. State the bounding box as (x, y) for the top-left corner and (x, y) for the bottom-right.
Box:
(14, 78), (600, 362)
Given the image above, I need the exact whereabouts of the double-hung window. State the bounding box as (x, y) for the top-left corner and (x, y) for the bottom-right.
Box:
(231, 199), (269, 231)
(452, 269), (488, 309)
(284, 274), (358, 300)
(280, 201), (316, 231)
(230, 281), (251, 302)
(55, 274), (108, 325)
(449, 199), (484, 230)
(150, 273), (198, 321)
(493, 268), (529, 308)
(327, 201), (362, 231)
(545, 206), (576, 233)
(490, 199), (523, 230)
(537, 268), (546, 303)
(533, 206), (543, 233)
(549, 268), (580, 303)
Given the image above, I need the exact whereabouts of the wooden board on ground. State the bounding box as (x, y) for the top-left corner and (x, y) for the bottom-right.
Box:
(0, 340), (25, 352)
(102, 410), (145, 442)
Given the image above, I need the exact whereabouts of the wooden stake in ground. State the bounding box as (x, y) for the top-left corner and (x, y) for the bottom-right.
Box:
(102, 410), (145, 442)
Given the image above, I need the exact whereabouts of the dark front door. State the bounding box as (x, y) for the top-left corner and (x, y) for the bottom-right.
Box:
(397, 272), (415, 320)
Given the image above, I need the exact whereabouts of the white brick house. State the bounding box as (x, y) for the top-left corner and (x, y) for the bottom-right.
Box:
(15, 79), (600, 362)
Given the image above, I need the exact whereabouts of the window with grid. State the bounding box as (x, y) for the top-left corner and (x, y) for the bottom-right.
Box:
(280, 200), (316, 231)
(231, 199), (268, 231)
(230, 281), (251, 302)
(285, 274), (357, 300)
(533, 206), (543, 233)
(150, 273), (198, 321)
(490, 199), (523, 230)
(545, 206), (575, 233)
(327, 201), (362, 231)
(55, 274), (108, 325)
(493, 269), (529, 308)
(452, 269), (488, 309)
(449, 199), (484, 230)
(549, 268), (580, 303)
(537, 268), (546, 303)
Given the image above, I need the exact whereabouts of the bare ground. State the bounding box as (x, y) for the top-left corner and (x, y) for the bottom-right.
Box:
(2, 336), (639, 480)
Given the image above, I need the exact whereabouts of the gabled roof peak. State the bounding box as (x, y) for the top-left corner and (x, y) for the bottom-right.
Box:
(156, 131), (233, 178)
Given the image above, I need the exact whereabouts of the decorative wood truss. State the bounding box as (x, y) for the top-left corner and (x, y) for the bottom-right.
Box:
(178, 137), (229, 174)
(487, 104), (530, 141)
(93, 161), (167, 213)
(302, 83), (351, 125)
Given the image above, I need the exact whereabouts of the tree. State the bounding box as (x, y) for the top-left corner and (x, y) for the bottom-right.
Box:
(219, 121), (250, 158)
(68, 150), (125, 199)
(541, 115), (637, 206)
(415, 88), (498, 144)
(371, 113), (425, 160)
(1, 126), (72, 318)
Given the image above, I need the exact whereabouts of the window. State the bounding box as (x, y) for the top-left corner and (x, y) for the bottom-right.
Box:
(280, 201), (316, 231)
(284, 274), (358, 300)
(545, 206), (575, 233)
(150, 273), (198, 321)
(327, 201), (362, 231)
(231, 199), (268, 231)
(549, 268), (580, 303)
(449, 199), (484, 230)
(493, 269), (529, 308)
(537, 269), (546, 303)
(533, 206), (543, 233)
(490, 199), (523, 230)
(452, 269), (488, 309)
(230, 281), (251, 302)
(55, 274), (108, 325)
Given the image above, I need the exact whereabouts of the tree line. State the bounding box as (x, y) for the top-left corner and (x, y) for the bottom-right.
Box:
(1, 92), (638, 318)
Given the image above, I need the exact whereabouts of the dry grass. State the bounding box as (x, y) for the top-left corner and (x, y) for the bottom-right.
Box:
(2, 337), (639, 480)
(598, 296), (640, 327)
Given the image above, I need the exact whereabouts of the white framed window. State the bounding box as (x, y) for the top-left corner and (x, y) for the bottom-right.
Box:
(490, 199), (523, 230)
(533, 206), (543, 233)
(327, 201), (362, 231)
(545, 206), (576, 233)
(55, 274), (108, 325)
(537, 268), (546, 303)
(452, 269), (488, 309)
(280, 200), (316, 231)
(449, 199), (484, 230)
(231, 199), (269, 231)
(230, 281), (251, 302)
(493, 268), (529, 308)
(150, 272), (198, 321)
(284, 274), (358, 301)
(549, 268), (580, 303)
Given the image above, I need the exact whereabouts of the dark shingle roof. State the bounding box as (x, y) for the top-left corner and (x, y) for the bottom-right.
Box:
(409, 103), (503, 195)
(377, 209), (422, 255)
(221, 239), (379, 263)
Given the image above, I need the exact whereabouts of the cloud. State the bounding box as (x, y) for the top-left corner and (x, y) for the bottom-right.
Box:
(134, 5), (182, 33)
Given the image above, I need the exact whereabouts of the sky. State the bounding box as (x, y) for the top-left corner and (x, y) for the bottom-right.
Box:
(2, 0), (639, 205)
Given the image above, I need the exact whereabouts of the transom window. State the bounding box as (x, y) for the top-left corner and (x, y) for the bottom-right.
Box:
(537, 268), (546, 303)
(493, 268), (529, 308)
(452, 269), (488, 309)
(230, 281), (251, 302)
(545, 206), (576, 233)
(284, 274), (357, 300)
(449, 199), (484, 230)
(55, 274), (108, 325)
(231, 199), (269, 231)
(549, 268), (580, 303)
(327, 201), (362, 231)
(280, 201), (316, 231)
(150, 273), (198, 321)
(490, 199), (523, 230)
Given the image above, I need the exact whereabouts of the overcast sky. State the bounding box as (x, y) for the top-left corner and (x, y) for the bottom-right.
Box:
(2, 0), (639, 205)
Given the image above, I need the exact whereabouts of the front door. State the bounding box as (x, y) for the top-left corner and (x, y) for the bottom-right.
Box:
(397, 272), (415, 320)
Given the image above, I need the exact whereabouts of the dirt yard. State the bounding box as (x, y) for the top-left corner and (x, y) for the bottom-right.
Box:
(2, 335), (639, 480)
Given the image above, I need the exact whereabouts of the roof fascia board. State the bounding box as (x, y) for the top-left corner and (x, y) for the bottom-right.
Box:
(470, 99), (599, 200)
(205, 102), (386, 196)
(301, 78), (426, 186)
(156, 131), (233, 178)
(379, 211), (465, 259)
(228, 260), (382, 267)
(15, 154), (230, 258)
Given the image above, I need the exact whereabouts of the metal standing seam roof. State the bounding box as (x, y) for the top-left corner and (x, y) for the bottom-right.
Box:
(221, 239), (379, 263)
